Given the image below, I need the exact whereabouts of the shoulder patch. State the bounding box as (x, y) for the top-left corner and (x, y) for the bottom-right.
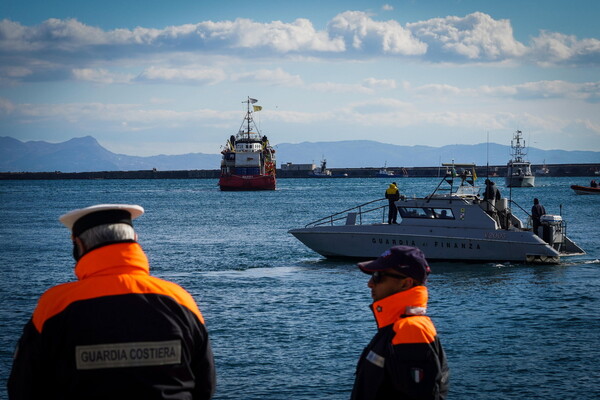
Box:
(366, 350), (385, 368)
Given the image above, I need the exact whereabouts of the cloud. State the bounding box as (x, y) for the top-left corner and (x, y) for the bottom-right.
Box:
(407, 12), (527, 62)
(308, 81), (373, 94)
(480, 80), (600, 102)
(3, 100), (236, 134)
(327, 11), (427, 55)
(0, 11), (599, 86)
(135, 66), (227, 85)
(362, 77), (397, 90)
(308, 77), (396, 94)
(3, 95), (597, 152)
(382, 4), (394, 11)
(409, 83), (465, 97)
(405, 80), (600, 103)
(0, 97), (15, 115)
(231, 68), (303, 86)
(73, 68), (134, 84)
(528, 31), (600, 66)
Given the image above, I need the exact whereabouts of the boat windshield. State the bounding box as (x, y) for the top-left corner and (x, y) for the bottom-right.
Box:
(455, 185), (479, 197)
(398, 207), (455, 219)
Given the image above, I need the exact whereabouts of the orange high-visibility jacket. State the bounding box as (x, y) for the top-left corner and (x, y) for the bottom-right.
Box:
(352, 286), (449, 400)
(8, 242), (216, 400)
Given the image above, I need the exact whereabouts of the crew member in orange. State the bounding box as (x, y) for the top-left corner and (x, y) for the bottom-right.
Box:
(351, 246), (449, 400)
(8, 204), (216, 400)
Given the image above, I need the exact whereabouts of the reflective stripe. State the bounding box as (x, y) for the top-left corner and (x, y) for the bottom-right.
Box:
(76, 340), (181, 370)
(366, 350), (385, 368)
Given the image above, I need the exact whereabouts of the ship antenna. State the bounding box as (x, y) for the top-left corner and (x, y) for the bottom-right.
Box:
(247, 97), (251, 141)
(486, 131), (490, 179)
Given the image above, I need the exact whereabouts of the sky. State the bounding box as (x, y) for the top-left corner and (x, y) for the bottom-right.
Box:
(1, 0), (599, 157)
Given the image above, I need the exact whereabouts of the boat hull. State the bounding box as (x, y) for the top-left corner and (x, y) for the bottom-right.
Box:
(570, 185), (600, 195)
(506, 175), (535, 187)
(219, 175), (276, 191)
(289, 224), (577, 264)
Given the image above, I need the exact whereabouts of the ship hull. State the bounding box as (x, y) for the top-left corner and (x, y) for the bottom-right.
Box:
(505, 175), (535, 187)
(219, 174), (276, 191)
(290, 226), (558, 263)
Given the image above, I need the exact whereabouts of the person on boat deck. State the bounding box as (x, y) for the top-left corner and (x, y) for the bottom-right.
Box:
(385, 182), (400, 224)
(351, 246), (449, 400)
(482, 179), (501, 215)
(591, 180), (598, 188)
(8, 204), (216, 400)
(483, 179), (501, 202)
(531, 198), (546, 237)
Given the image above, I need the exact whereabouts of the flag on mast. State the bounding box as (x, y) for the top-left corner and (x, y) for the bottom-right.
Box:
(253, 105), (262, 112)
(249, 98), (258, 104)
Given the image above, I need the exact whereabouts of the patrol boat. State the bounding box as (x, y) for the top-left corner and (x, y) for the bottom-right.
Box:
(219, 97), (276, 191)
(289, 164), (585, 264)
(506, 130), (535, 187)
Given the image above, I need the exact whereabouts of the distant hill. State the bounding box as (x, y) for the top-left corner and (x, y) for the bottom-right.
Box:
(0, 136), (221, 172)
(274, 140), (600, 168)
(1, 136), (599, 173)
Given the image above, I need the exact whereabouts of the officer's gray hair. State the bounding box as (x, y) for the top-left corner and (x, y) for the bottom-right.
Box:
(78, 223), (136, 249)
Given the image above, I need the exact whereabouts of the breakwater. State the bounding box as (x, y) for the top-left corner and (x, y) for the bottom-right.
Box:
(0, 163), (599, 180)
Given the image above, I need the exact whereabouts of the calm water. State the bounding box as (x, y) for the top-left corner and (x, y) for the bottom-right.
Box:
(1, 177), (599, 399)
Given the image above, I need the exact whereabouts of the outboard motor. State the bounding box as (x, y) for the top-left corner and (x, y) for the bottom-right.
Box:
(540, 215), (564, 246)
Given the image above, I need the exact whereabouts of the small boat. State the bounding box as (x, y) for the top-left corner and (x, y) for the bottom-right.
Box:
(571, 184), (600, 195)
(376, 163), (395, 177)
(376, 169), (395, 178)
(506, 130), (535, 187)
(309, 159), (332, 177)
(535, 160), (550, 176)
(219, 97), (276, 191)
(289, 163), (585, 264)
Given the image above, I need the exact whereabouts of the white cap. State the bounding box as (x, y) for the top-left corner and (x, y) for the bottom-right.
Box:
(59, 204), (144, 234)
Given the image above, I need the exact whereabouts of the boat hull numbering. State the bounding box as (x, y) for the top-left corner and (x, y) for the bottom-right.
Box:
(290, 164), (584, 264)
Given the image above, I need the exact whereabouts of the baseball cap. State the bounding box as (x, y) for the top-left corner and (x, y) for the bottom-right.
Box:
(358, 245), (431, 284)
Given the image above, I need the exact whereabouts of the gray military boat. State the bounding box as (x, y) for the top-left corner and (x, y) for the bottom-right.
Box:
(289, 164), (585, 264)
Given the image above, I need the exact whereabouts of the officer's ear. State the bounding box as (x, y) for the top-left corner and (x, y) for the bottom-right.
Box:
(394, 277), (416, 293)
(72, 236), (86, 261)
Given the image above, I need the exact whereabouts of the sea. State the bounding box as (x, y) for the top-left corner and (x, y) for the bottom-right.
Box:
(0, 176), (599, 400)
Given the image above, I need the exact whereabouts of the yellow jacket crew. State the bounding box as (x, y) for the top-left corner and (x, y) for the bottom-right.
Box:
(8, 204), (216, 400)
(352, 246), (449, 400)
(385, 183), (401, 224)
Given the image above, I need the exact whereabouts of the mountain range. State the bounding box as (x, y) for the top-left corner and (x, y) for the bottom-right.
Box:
(1, 136), (599, 173)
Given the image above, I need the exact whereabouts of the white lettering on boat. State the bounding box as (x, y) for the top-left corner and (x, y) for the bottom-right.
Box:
(371, 238), (481, 250)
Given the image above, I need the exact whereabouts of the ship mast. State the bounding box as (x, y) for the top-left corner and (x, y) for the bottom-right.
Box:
(510, 130), (528, 163)
(246, 97), (251, 141)
(239, 96), (260, 141)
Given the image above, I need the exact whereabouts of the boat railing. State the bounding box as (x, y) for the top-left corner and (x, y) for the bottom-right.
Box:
(502, 199), (570, 250)
(304, 198), (388, 228)
(507, 199), (529, 220)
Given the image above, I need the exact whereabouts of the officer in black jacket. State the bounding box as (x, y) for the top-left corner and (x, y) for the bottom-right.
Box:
(352, 246), (449, 400)
(531, 198), (546, 236)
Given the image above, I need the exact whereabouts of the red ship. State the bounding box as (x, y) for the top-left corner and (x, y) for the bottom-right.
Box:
(219, 97), (276, 191)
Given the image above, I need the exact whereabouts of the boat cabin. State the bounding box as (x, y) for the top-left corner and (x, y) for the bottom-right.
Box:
(235, 141), (263, 152)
